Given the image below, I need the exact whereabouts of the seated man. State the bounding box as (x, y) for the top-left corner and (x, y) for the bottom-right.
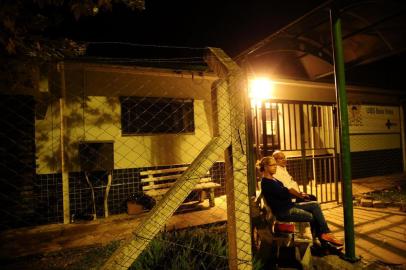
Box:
(272, 150), (316, 202)
(256, 156), (343, 246)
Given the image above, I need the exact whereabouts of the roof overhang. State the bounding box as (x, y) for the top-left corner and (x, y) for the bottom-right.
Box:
(236, 0), (406, 91)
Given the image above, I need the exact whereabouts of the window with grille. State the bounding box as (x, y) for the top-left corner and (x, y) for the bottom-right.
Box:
(311, 106), (322, 127)
(120, 97), (195, 135)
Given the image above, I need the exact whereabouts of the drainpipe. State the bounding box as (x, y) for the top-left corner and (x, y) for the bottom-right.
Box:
(330, 6), (358, 262)
(401, 102), (406, 172)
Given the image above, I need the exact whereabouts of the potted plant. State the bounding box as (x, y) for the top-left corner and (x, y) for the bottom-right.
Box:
(127, 193), (145, 215)
(127, 193), (156, 215)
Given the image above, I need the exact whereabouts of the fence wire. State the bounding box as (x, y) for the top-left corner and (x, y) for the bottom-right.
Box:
(0, 48), (254, 269)
(1, 47), (405, 270)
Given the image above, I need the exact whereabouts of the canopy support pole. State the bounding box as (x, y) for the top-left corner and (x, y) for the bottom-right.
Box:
(330, 6), (359, 262)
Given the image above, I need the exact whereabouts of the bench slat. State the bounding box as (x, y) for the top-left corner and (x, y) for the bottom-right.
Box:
(140, 166), (220, 207)
(140, 166), (188, 176)
(143, 181), (221, 192)
(198, 177), (212, 183)
(145, 189), (170, 198)
(194, 182), (221, 190)
(143, 183), (174, 191)
(141, 176), (213, 185)
(141, 174), (183, 183)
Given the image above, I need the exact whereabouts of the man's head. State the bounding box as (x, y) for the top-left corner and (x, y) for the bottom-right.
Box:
(272, 150), (287, 167)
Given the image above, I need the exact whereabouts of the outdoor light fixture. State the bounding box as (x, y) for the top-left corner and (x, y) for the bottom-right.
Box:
(248, 77), (274, 106)
(249, 78), (274, 100)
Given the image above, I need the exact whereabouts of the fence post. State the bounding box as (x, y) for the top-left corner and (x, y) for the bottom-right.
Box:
(207, 48), (253, 270)
(225, 146), (238, 269)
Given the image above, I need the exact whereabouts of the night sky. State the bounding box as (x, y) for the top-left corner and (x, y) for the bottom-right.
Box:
(66, 0), (325, 57)
(62, 0), (404, 90)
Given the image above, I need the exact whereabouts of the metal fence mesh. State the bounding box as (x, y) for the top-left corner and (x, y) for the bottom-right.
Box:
(1, 46), (405, 269)
(0, 48), (254, 269)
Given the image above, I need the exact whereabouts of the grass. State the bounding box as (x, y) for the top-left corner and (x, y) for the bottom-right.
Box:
(3, 224), (263, 270)
(131, 224), (263, 270)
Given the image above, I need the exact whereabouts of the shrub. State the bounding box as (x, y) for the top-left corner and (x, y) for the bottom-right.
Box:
(131, 225), (263, 270)
(367, 183), (406, 204)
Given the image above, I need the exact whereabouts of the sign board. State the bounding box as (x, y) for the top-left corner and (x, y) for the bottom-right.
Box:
(348, 105), (400, 133)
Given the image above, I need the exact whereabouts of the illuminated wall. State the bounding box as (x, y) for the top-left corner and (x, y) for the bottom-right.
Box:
(35, 64), (217, 174)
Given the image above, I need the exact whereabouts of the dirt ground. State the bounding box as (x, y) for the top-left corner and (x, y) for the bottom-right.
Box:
(1, 242), (120, 270)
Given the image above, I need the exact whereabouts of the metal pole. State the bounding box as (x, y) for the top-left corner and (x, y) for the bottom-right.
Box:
(245, 81), (257, 197)
(299, 104), (308, 193)
(254, 104), (261, 159)
(329, 6), (358, 262)
(261, 101), (268, 156)
(58, 62), (70, 224)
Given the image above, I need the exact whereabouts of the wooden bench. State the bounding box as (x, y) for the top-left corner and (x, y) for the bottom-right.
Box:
(251, 193), (312, 259)
(140, 165), (221, 207)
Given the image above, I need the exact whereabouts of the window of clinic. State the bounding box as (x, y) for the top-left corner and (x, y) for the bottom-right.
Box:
(120, 96), (195, 135)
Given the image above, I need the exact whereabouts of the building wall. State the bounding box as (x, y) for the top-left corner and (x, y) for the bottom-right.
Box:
(31, 64), (222, 223)
(36, 64), (217, 174)
(35, 96), (212, 174)
(348, 104), (403, 177)
(269, 78), (402, 105)
(351, 149), (403, 178)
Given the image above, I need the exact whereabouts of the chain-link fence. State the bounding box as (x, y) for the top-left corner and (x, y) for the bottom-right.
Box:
(1, 45), (405, 269)
(0, 48), (255, 269)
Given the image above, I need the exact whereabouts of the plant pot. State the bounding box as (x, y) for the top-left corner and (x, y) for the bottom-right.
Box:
(127, 201), (144, 215)
(400, 203), (406, 212)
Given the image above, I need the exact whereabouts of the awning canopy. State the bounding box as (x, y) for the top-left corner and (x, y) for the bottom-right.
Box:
(236, 0), (406, 91)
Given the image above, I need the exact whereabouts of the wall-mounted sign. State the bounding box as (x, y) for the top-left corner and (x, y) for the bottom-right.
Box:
(348, 105), (400, 133)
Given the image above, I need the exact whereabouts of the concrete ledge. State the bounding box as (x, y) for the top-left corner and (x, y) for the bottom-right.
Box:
(372, 200), (387, 208)
(360, 199), (373, 207)
(313, 255), (363, 270)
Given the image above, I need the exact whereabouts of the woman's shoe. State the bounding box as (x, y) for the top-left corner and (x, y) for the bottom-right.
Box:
(320, 233), (343, 246)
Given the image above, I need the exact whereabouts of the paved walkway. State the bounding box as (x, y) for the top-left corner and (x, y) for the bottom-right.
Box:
(322, 173), (406, 268)
(0, 173), (405, 268)
(323, 203), (406, 266)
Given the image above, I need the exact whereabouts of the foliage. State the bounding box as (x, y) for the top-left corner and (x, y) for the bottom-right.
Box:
(0, 0), (144, 57)
(2, 226), (263, 269)
(0, 0), (144, 91)
(131, 226), (263, 270)
(367, 183), (406, 204)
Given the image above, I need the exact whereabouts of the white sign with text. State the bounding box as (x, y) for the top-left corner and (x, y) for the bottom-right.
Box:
(348, 105), (400, 133)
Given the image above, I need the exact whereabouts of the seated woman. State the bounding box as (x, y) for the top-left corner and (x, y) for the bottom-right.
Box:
(257, 156), (343, 246)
